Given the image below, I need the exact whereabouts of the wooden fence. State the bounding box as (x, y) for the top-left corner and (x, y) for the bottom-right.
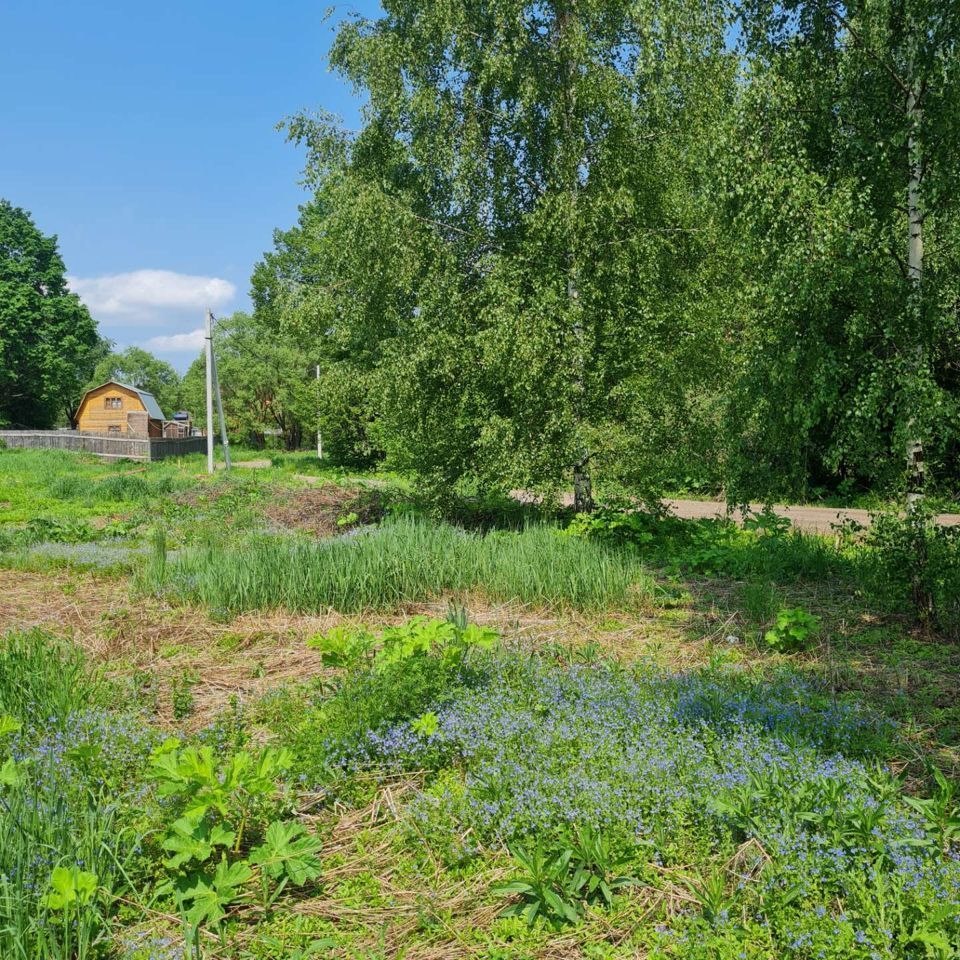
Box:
(0, 431), (207, 462)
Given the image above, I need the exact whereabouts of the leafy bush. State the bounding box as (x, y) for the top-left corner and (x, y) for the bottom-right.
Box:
(25, 516), (97, 544)
(863, 510), (960, 639)
(764, 607), (819, 652)
(148, 739), (321, 947)
(566, 507), (845, 583)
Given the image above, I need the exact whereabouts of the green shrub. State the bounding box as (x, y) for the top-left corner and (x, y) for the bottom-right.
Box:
(862, 510), (960, 639)
(567, 507), (846, 584)
(283, 617), (498, 784)
(25, 517), (97, 544)
(763, 607), (819, 653)
(147, 740), (321, 948)
(284, 653), (471, 785)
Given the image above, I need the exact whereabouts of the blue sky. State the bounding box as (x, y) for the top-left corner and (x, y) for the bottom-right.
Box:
(1, 0), (380, 371)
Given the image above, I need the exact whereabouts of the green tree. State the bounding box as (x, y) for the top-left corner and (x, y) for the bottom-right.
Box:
(725, 0), (960, 503)
(88, 346), (182, 418)
(272, 0), (734, 508)
(181, 312), (323, 453)
(0, 200), (101, 427)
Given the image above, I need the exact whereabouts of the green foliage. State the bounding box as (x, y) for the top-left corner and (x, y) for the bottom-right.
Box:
(148, 738), (320, 942)
(904, 767), (960, 854)
(148, 739), (290, 825)
(375, 617), (497, 673)
(863, 510), (960, 639)
(567, 507), (844, 585)
(306, 625), (375, 669)
(681, 866), (733, 927)
(724, 0), (960, 501)
(410, 711), (440, 738)
(249, 820), (323, 894)
(41, 866), (98, 910)
(308, 617), (496, 676)
(171, 672), (197, 721)
(263, 0), (736, 504)
(179, 856), (254, 928)
(0, 199), (101, 428)
(180, 311), (325, 453)
(25, 516), (97, 544)
(764, 608), (819, 653)
(495, 827), (637, 929)
(256, 0), (960, 515)
(563, 508), (656, 548)
(289, 621), (497, 784)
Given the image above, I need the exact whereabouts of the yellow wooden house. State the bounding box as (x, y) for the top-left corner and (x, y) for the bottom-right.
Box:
(74, 381), (166, 438)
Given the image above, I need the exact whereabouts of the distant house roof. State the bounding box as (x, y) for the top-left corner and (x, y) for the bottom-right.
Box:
(79, 381), (166, 421)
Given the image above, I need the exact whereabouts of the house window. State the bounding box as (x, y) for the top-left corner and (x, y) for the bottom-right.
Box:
(104, 396), (122, 410)
(107, 425), (121, 434)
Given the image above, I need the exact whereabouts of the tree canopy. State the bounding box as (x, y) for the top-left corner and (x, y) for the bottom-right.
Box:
(180, 311), (357, 456)
(254, 0), (960, 506)
(0, 200), (101, 428)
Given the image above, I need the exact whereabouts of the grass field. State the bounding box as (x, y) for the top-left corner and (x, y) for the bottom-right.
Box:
(0, 446), (958, 959)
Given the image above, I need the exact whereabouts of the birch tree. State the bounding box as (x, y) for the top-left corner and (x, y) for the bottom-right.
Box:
(277, 0), (734, 507)
(730, 0), (960, 502)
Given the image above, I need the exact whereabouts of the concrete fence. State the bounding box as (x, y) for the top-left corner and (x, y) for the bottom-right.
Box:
(0, 430), (207, 462)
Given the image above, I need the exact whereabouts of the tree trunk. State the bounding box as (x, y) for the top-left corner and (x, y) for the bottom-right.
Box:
(905, 79), (931, 616)
(905, 82), (925, 515)
(573, 457), (594, 513)
(558, 0), (593, 512)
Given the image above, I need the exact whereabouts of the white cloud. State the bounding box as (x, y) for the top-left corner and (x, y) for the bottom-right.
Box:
(68, 269), (236, 317)
(146, 328), (207, 352)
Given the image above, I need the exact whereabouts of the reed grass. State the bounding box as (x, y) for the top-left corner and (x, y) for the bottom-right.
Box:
(149, 516), (654, 613)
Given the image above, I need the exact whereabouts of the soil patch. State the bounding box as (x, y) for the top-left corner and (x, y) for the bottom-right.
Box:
(262, 484), (385, 537)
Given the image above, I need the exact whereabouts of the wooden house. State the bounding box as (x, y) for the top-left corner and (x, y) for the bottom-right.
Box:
(74, 381), (166, 438)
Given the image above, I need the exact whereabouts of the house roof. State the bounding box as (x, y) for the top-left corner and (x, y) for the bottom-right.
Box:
(80, 381), (166, 421)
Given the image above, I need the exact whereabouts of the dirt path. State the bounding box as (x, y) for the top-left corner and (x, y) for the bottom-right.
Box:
(665, 499), (960, 534)
(230, 461), (960, 535)
(515, 489), (960, 534)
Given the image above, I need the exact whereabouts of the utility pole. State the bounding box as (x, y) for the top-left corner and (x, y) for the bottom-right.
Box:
(205, 309), (215, 474)
(316, 364), (323, 460)
(210, 313), (231, 471)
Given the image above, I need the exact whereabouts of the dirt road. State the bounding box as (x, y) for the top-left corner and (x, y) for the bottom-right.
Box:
(665, 499), (960, 535)
(233, 461), (960, 535)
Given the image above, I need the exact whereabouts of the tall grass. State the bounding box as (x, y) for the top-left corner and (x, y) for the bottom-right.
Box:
(0, 630), (106, 728)
(0, 757), (125, 959)
(147, 515), (654, 613)
(0, 632), (131, 959)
